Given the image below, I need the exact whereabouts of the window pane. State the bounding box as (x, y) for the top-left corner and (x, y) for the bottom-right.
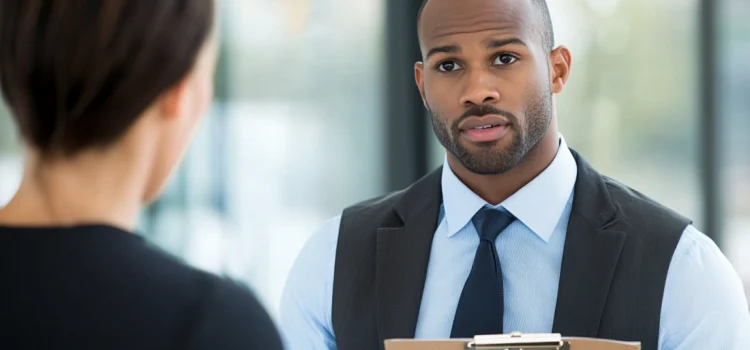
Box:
(0, 103), (22, 206)
(721, 0), (750, 302)
(550, 0), (702, 223)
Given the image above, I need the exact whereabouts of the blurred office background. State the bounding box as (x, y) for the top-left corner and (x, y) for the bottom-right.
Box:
(0, 0), (748, 318)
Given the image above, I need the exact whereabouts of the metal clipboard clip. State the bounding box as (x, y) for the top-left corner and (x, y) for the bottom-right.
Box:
(465, 332), (569, 350)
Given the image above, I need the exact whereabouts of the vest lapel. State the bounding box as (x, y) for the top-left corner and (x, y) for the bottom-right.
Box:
(552, 150), (626, 337)
(375, 167), (443, 347)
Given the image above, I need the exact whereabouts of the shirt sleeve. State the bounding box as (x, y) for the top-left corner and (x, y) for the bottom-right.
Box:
(659, 225), (750, 349)
(280, 215), (341, 350)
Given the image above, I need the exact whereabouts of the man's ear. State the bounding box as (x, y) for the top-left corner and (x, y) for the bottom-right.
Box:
(549, 46), (572, 94)
(415, 61), (428, 107)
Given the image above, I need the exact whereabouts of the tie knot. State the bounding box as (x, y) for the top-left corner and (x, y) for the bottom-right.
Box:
(472, 207), (516, 242)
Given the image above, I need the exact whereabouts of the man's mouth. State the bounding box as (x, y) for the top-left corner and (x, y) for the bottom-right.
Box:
(462, 124), (510, 143)
(471, 124), (503, 130)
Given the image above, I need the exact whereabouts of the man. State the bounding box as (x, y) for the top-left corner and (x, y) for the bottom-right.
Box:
(280, 0), (750, 349)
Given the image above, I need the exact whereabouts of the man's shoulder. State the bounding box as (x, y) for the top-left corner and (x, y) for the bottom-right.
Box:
(570, 149), (690, 232)
(660, 225), (750, 348)
(339, 187), (410, 231)
(343, 187), (408, 215)
(600, 175), (691, 232)
(340, 167), (445, 236)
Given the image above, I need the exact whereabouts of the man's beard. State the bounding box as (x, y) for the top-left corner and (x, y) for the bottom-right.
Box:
(429, 89), (553, 175)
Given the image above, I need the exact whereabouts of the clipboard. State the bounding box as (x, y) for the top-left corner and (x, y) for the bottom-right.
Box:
(385, 332), (641, 350)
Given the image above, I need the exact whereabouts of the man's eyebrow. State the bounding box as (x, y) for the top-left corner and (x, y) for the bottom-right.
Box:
(425, 44), (460, 60)
(487, 38), (528, 49)
(424, 38), (527, 60)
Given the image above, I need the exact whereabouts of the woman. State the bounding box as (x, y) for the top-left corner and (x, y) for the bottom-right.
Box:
(0, 1), (284, 349)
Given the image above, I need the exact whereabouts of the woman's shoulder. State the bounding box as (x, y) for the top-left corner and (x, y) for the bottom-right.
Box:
(129, 236), (284, 349)
(0, 224), (284, 349)
(179, 271), (285, 350)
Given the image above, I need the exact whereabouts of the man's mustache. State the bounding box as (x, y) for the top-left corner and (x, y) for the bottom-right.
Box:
(452, 105), (518, 129)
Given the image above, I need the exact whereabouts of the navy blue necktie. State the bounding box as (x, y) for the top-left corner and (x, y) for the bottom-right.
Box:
(450, 207), (516, 338)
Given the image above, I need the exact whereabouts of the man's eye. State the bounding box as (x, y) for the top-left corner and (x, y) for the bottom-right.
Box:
(437, 61), (462, 72)
(493, 54), (518, 65)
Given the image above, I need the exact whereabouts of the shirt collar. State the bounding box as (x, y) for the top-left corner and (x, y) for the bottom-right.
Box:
(441, 135), (578, 242)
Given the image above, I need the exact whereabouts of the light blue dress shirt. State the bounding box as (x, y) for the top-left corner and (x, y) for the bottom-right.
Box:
(280, 137), (750, 350)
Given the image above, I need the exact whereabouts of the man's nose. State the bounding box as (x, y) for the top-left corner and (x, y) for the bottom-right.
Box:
(459, 70), (501, 107)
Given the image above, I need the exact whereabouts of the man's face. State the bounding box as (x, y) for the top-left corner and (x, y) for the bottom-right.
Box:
(416, 0), (555, 175)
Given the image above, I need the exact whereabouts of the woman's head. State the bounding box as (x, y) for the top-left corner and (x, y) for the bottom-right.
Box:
(0, 0), (217, 203)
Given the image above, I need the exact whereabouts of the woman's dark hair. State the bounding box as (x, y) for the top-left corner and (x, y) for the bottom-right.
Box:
(0, 0), (215, 155)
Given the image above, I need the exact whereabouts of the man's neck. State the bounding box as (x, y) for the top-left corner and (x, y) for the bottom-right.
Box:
(447, 129), (560, 205)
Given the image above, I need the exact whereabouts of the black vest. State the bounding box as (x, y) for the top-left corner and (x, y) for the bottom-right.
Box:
(331, 150), (691, 350)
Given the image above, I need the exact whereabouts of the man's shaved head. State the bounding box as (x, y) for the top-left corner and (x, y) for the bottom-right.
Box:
(417, 0), (555, 52)
(413, 0), (572, 176)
